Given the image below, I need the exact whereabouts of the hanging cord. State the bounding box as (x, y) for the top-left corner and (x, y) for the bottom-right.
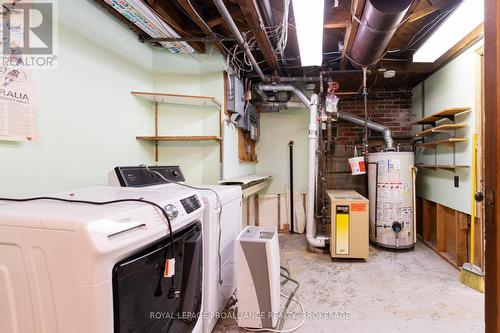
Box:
(362, 67), (369, 158)
(277, 267), (301, 331)
(276, 0), (291, 57)
(141, 165), (225, 286)
(0, 195), (179, 298)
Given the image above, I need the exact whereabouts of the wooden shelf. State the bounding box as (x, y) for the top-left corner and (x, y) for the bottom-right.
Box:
(413, 107), (471, 125)
(415, 123), (467, 137)
(416, 138), (468, 147)
(416, 164), (469, 170)
(134, 91), (223, 163)
(136, 135), (222, 142)
(132, 91), (222, 108)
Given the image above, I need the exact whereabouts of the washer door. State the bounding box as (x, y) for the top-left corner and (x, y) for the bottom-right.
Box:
(112, 221), (203, 333)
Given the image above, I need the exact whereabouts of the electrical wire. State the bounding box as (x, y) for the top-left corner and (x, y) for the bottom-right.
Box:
(397, 8), (453, 52)
(276, 0), (291, 56)
(277, 270), (300, 331)
(141, 165), (225, 286)
(0, 195), (178, 298)
(174, 0), (251, 75)
(385, 3), (459, 56)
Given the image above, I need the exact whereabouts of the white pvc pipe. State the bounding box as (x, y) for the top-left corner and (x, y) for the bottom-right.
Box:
(256, 84), (327, 248)
(307, 94), (326, 248)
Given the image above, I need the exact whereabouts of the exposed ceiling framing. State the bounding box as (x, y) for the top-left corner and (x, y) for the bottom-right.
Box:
(238, 0), (282, 74)
(96, 0), (471, 91)
(341, 0), (365, 70)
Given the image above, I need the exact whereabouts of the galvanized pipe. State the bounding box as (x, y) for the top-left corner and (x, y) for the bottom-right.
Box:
(260, 70), (367, 83)
(257, 83), (311, 107)
(257, 84), (395, 149)
(213, 0), (266, 81)
(338, 111), (395, 149)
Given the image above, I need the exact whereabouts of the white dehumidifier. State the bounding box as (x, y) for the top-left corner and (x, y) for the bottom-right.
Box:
(236, 226), (280, 329)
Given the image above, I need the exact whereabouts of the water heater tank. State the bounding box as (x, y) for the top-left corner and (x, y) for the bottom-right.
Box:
(368, 152), (416, 249)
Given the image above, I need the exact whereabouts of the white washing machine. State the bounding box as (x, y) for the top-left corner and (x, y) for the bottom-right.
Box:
(197, 184), (242, 333)
(110, 166), (243, 333)
(0, 186), (205, 333)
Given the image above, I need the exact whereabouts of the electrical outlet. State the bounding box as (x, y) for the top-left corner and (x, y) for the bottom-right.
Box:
(454, 176), (459, 188)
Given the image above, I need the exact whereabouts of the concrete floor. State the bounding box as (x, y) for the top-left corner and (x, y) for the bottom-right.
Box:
(214, 234), (484, 333)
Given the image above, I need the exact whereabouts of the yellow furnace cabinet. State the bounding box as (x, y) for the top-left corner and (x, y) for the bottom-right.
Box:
(327, 190), (369, 259)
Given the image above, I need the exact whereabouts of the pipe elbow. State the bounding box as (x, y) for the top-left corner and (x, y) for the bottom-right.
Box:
(307, 235), (326, 248)
(383, 128), (395, 150)
(310, 94), (319, 105)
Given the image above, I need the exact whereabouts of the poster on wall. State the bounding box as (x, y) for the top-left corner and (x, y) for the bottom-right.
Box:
(0, 66), (36, 141)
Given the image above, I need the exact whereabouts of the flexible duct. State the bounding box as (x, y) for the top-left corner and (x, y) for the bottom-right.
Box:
(338, 111), (395, 149)
(350, 0), (412, 67)
(213, 0), (266, 81)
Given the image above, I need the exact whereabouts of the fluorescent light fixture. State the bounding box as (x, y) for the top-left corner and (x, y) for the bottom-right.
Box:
(292, 0), (325, 66)
(104, 0), (194, 54)
(413, 0), (483, 63)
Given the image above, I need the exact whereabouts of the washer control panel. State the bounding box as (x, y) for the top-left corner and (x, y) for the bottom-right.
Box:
(114, 166), (185, 187)
(181, 195), (202, 214)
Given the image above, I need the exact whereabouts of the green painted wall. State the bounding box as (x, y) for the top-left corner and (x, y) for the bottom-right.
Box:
(412, 39), (483, 214)
(152, 49), (256, 184)
(0, 1), (155, 197)
(256, 107), (310, 194)
(0, 1), (254, 196)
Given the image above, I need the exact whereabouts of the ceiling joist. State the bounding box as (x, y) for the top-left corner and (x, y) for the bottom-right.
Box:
(407, 0), (455, 23)
(238, 0), (282, 74)
(341, 0), (365, 70)
(174, 0), (229, 56)
(324, 7), (351, 29)
(146, 0), (206, 53)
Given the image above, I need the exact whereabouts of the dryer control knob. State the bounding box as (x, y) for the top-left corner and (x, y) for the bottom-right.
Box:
(165, 204), (179, 220)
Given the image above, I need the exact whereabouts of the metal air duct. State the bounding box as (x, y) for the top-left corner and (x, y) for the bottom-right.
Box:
(338, 111), (395, 150)
(350, 0), (413, 67)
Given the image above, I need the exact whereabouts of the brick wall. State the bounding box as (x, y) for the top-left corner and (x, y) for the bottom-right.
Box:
(334, 90), (413, 145)
(324, 90), (413, 197)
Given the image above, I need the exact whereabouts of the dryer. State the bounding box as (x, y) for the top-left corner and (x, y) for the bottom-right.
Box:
(0, 186), (204, 333)
(110, 166), (243, 333)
